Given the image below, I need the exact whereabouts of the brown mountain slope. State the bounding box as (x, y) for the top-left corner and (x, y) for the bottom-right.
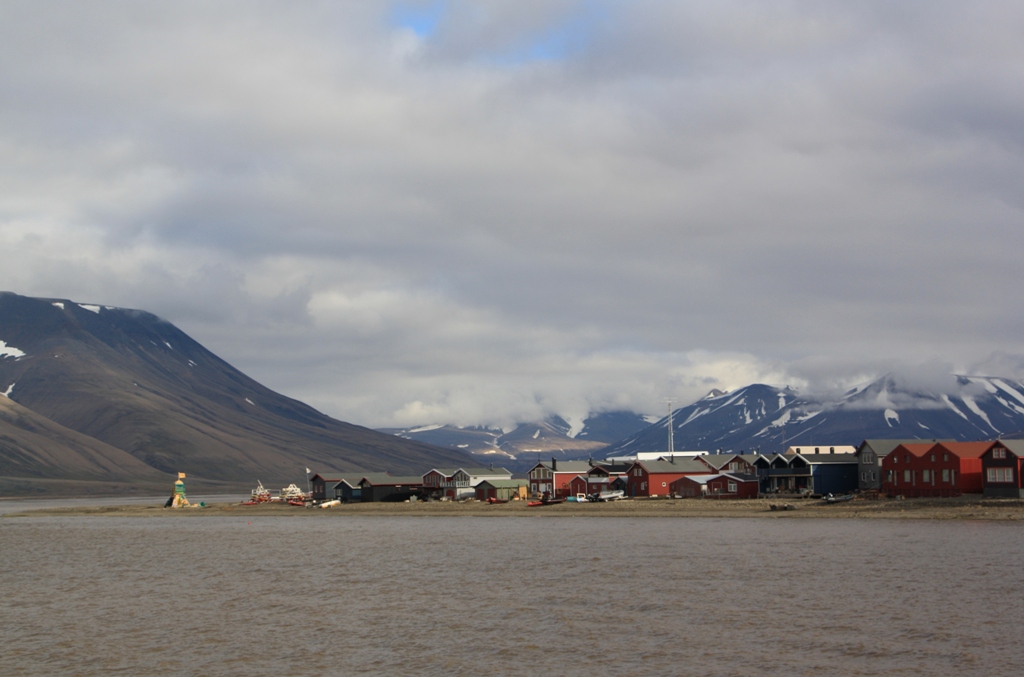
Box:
(0, 395), (171, 495)
(0, 292), (473, 488)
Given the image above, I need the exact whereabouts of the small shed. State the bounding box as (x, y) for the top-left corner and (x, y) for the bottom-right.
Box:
(475, 479), (529, 501)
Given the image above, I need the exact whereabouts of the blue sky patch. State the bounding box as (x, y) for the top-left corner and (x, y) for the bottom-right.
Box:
(391, 2), (446, 38)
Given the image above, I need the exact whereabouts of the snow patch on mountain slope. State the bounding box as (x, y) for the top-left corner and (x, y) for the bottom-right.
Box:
(755, 409), (792, 436)
(995, 396), (1024, 416)
(942, 394), (970, 420)
(409, 424), (444, 433)
(961, 396), (999, 432)
(51, 302), (64, 310)
(991, 380), (1024, 408)
(565, 416), (584, 439)
(0, 341), (25, 359)
(680, 407), (711, 427)
(777, 394), (787, 410)
(79, 304), (101, 314)
(2, 382), (13, 397)
(885, 409), (899, 426)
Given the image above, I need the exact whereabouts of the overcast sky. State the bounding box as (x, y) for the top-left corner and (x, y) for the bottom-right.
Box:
(2, 1), (1022, 430)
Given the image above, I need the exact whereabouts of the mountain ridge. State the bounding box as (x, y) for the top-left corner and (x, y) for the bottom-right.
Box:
(605, 374), (1024, 456)
(0, 292), (473, 494)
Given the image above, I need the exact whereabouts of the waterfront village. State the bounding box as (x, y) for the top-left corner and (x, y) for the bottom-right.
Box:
(233, 438), (1024, 508)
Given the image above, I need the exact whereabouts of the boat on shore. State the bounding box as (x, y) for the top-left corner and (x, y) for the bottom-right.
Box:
(527, 496), (567, 507)
(822, 493), (855, 504)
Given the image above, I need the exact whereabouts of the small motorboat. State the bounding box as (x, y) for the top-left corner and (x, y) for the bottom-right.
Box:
(822, 493), (855, 504)
(486, 497), (508, 504)
(527, 491), (566, 507)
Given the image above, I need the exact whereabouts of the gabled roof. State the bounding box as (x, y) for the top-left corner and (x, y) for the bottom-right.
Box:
(857, 439), (950, 456)
(891, 443), (938, 458)
(331, 476), (367, 489)
(933, 441), (993, 459)
(309, 473), (343, 483)
(456, 467), (512, 477)
(475, 479), (528, 489)
(995, 439), (1024, 457)
(676, 472), (758, 485)
(632, 459), (709, 474)
(423, 468), (459, 477)
(530, 460), (595, 474)
(359, 473), (424, 486)
(588, 463), (631, 475)
(698, 454), (757, 470)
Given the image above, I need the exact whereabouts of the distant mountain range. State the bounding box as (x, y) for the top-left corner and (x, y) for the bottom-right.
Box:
(0, 292), (472, 495)
(605, 375), (1024, 456)
(379, 412), (652, 473)
(390, 374), (1024, 467)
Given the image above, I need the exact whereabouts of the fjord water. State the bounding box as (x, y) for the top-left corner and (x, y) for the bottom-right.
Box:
(2, 511), (1022, 676)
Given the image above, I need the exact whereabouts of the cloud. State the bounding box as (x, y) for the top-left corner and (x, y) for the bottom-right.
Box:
(2, 1), (1023, 428)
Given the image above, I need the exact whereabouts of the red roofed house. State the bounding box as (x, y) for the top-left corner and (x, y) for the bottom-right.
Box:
(882, 441), (987, 497)
(626, 458), (710, 497)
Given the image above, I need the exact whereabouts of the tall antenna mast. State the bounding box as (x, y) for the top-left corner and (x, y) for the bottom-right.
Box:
(664, 399), (675, 454)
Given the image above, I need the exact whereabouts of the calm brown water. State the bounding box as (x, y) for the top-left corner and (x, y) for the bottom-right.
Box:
(2, 512), (1022, 676)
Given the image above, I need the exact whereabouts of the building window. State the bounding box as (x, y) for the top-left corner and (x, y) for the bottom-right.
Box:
(930, 454), (936, 463)
(943, 453), (948, 462)
(988, 468), (1014, 483)
(904, 470), (912, 484)
(942, 469), (950, 483)
(993, 448), (1007, 459)
(728, 482), (738, 492)
(922, 470), (931, 482)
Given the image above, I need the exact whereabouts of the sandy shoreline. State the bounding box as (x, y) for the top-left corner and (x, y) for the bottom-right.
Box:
(5, 495), (1024, 520)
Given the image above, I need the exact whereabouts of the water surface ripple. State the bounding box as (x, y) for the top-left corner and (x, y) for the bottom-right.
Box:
(2, 515), (1021, 675)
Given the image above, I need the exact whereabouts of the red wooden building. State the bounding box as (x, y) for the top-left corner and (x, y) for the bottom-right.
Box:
(625, 458), (710, 497)
(527, 460), (595, 498)
(981, 440), (1024, 498)
(882, 442), (986, 497)
(671, 473), (759, 499)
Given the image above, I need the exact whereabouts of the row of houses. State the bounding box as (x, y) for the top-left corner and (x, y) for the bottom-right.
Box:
(857, 439), (1024, 498)
(309, 466), (530, 503)
(528, 450), (856, 499)
(307, 438), (1024, 504)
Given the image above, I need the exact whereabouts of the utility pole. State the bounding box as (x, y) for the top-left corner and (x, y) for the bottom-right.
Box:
(664, 399), (675, 454)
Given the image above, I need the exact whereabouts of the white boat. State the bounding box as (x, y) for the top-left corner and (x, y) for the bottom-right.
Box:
(595, 490), (624, 502)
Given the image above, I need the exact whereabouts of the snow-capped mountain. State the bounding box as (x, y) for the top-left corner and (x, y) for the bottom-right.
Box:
(604, 375), (1024, 456)
(380, 412), (650, 472)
